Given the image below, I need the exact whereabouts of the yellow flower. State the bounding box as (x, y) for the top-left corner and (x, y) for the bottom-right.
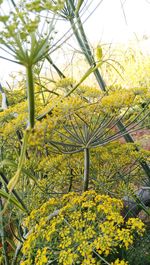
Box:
(22, 191), (145, 264)
(111, 258), (128, 265)
(127, 218), (145, 234)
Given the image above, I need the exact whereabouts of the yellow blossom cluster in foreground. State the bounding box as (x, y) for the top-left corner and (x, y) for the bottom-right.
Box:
(21, 190), (145, 265)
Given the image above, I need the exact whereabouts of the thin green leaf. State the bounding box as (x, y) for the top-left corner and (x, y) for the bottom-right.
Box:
(7, 131), (29, 192)
(0, 190), (26, 212)
(105, 60), (124, 80)
(0, 159), (41, 189)
(66, 61), (102, 96)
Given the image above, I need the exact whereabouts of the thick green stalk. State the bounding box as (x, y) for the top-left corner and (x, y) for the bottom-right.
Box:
(83, 148), (90, 191)
(26, 66), (35, 129)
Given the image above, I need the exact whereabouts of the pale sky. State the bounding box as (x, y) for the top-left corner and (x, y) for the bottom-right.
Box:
(84, 0), (150, 43)
(0, 0), (150, 85)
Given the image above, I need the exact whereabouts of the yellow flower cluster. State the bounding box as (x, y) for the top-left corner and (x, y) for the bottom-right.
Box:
(90, 141), (145, 195)
(21, 191), (145, 265)
(35, 247), (48, 265)
(127, 218), (145, 234)
(111, 259), (128, 265)
(101, 90), (135, 112)
(0, 101), (27, 137)
(56, 77), (74, 91)
(77, 84), (102, 101)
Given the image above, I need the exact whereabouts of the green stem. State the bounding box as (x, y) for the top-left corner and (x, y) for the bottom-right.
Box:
(83, 148), (90, 191)
(68, 2), (106, 91)
(46, 56), (66, 78)
(68, 168), (73, 192)
(0, 142), (9, 265)
(26, 66), (35, 129)
(75, 14), (106, 91)
(0, 199), (9, 265)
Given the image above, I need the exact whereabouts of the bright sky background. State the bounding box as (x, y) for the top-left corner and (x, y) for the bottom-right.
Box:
(0, 0), (150, 85)
(84, 0), (150, 43)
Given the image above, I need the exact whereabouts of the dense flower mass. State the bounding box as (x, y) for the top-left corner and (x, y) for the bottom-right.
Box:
(21, 191), (145, 265)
